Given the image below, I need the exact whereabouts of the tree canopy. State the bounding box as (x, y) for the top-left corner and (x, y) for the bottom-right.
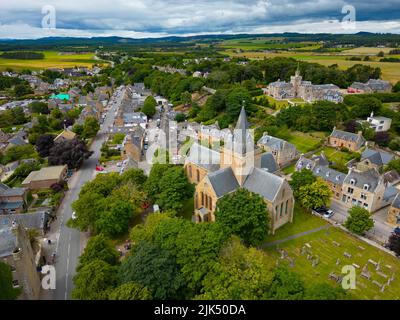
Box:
(345, 206), (374, 235)
(215, 188), (269, 246)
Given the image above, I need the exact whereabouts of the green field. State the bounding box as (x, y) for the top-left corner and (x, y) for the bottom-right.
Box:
(286, 131), (325, 153)
(0, 51), (105, 71)
(264, 224), (400, 299)
(221, 47), (400, 83)
(319, 146), (357, 166)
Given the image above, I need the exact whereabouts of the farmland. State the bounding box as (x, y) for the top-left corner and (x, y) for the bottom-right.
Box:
(0, 51), (105, 71)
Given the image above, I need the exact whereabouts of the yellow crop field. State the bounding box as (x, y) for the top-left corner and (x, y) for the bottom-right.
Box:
(0, 51), (107, 71)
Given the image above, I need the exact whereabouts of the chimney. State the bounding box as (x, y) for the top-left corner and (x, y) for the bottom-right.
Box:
(358, 131), (363, 136)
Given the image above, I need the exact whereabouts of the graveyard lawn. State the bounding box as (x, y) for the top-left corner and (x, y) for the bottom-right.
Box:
(264, 226), (400, 300)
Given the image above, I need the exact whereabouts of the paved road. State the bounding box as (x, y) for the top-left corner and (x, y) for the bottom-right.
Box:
(44, 87), (124, 300)
(329, 199), (393, 243)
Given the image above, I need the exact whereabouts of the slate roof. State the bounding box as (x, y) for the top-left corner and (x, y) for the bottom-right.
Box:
(343, 169), (380, 192)
(243, 167), (284, 202)
(207, 167), (239, 198)
(22, 165), (66, 185)
(0, 221), (16, 258)
(0, 182), (25, 197)
(313, 165), (346, 185)
(383, 186), (399, 203)
(361, 148), (394, 166)
(295, 153), (329, 171)
(186, 143), (220, 172)
(330, 128), (365, 144)
(257, 134), (298, 158)
(392, 193), (400, 209)
(7, 136), (27, 146)
(260, 153), (278, 173)
(7, 211), (49, 231)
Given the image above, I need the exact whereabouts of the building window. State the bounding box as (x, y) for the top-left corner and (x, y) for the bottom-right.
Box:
(200, 192), (204, 206)
(285, 200), (288, 214)
(361, 193), (367, 200)
(280, 203), (283, 217)
(188, 166), (192, 178)
(196, 169), (200, 182)
(364, 203), (369, 209)
(205, 194), (208, 208)
(209, 197), (213, 210)
(347, 187), (354, 194)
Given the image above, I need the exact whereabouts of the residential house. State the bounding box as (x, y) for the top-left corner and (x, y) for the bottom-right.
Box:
(341, 168), (387, 212)
(312, 165), (346, 200)
(121, 127), (145, 163)
(53, 129), (76, 144)
(365, 112), (392, 132)
(0, 219), (41, 299)
(0, 183), (27, 214)
(257, 133), (299, 167)
(357, 148), (395, 172)
(189, 107), (295, 234)
(328, 127), (365, 152)
(387, 193), (400, 226)
(22, 165), (68, 190)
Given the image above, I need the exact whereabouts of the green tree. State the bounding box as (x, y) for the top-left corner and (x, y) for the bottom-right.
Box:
(267, 265), (305, 300)
(142, 96), (157, 118)
(72, 259), (117, 300)
(120, 168), (147, 187)
(29, 101), (49, 114)
(345, 206), (374, 235)
(385, 158), (400, 173)
(77, 234), (119, 271)
(290, 169), (316, 198)
(81, 116), (100, 139)
(13, 83), (33, 97)
(0, 261), (21, 300)
(108, 282), (152, 300)
(226, 87), (252, 119)
(393, 81), (400, 93)
(215, 188), (269, 246)
(119, 241), (185, 299)
(297, 179), (332, 210)
(305, 283), (347, 300)
(198, 237), (274, 300)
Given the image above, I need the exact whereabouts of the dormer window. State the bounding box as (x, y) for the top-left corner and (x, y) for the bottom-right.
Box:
(350, 179), (356, 185)
(316, 168), (321, 173)
(336, 175), (340, 181)
(326, 172), (330, 177)
(306, 164), (311, 169)
(363, 184), (370, 191)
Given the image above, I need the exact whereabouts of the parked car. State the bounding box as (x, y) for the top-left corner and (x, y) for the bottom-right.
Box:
(313, 206), (334, 218)
(71, 211), (77, 220)
(95, 165), (105, 171)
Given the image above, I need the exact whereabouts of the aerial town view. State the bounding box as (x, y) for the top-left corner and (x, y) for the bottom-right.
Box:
(1, 0), (400, 312)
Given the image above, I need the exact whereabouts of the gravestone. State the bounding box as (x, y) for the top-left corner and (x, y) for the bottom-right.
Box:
(343, 252), (352, 258)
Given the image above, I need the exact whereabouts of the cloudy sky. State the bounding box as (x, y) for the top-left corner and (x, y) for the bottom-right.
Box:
(0, 0), (399, 39)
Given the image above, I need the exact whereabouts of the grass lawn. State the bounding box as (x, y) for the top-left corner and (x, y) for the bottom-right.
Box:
(282, 164), (295, 175)
(286, 131), (325, 153)
(264, 226), (400, 299)
(265, 204), (328, 243)
(319, 146), (357, 165)
(264, 95), (289, 109)
(0, 51), (106, 71)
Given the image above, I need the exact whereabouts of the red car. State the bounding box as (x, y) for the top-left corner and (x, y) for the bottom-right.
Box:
(95, 165), (105, 171)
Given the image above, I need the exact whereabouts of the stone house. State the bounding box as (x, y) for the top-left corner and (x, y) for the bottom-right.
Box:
(22, 165), (68, 190)
(356, 148), (394, 172)
(0, 219), (41, 299)
(328, 127), (365, 152)
(121, 127), (145, 163)
(387, 194), (400, 226)
(0, 183), (27, 214)
(257, 133), (299, 167)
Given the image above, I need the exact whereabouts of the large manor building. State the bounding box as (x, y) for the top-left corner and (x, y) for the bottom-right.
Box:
(184, 107), (295, 234)
(266, 68), (343, 103)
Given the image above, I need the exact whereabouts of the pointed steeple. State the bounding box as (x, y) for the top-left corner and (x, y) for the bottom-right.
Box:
(295, 62), (300, 76)
(235, 104), (249, 131)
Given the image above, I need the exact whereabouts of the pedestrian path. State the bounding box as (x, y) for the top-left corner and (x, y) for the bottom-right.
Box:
(259, 225), (331, 249)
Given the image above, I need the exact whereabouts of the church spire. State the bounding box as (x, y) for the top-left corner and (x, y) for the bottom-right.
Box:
(235, 103), (249, 131)
(295, 62), (300, 76)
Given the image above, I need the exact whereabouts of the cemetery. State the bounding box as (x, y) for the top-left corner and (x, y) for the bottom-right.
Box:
(264, 227), (400, 299)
